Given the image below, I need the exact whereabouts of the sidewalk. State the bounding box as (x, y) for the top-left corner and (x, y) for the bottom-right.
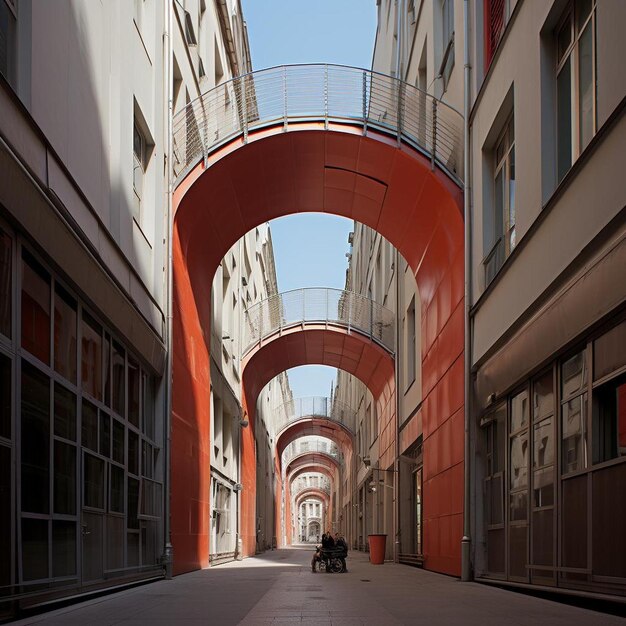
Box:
(11, 546), (623, 625)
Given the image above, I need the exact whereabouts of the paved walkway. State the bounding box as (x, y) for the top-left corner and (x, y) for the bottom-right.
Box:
(12, 546), (623, 625)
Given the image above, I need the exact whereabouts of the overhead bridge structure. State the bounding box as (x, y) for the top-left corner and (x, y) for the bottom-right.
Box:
(171, 64), (465, 577)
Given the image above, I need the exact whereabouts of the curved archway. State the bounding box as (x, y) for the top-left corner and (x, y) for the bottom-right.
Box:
(173, 123), (464, 575)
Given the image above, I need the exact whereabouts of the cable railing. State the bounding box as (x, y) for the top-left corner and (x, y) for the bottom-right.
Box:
(282, 440), (343, 468)
(292, 480), (331, 498)
(242, 287), (395, 357)
(172, 64), (464, 185)
(274, 396), (357, 435)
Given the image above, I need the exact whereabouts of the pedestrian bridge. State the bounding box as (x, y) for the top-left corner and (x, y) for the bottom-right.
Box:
(173, 63), (463, 185)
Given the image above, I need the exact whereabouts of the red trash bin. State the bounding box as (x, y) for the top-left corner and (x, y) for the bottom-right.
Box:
(368, 534), (387, 565)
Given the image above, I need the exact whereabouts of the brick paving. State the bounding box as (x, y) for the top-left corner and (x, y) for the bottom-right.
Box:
(11, 546), (624, 625)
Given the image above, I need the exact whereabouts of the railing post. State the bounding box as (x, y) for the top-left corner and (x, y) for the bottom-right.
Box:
(283, 66), (288, 132)
(301, 289), (306, 328)
(325, 288), (329, 330)
(370, 298), (374, 340)
(324, 64), (329, 130)
(259, 303), (263, 349)
(242, 75), (248, 144)
(396, 78), (404, 145)
(431, 98), (438, 171)
(362, 71), (368, 136)
(347, 292), (352, 335)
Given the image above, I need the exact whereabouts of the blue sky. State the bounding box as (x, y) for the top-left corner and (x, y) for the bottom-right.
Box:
(242, 1), (377, 398)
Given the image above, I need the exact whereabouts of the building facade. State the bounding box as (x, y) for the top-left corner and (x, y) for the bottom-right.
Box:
(371, 0), (626, 599)
(0, 0), (272, 616)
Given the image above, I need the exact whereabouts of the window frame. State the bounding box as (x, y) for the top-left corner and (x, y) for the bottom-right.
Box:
(555, 0), (597, 182)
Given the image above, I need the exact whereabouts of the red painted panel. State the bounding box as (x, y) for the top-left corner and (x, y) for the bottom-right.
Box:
(173, 124), (464, 578)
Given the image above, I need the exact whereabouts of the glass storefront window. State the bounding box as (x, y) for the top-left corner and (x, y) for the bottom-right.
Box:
(112, 340), (125, 417)
(54, 440), (76, 515)
(511, 390), (529, 432)
(53, 286), (77, 383)
(22, 518), (49, 581)
(21, 363), (50, 514)
(54, 384), (76, 441)
(533, 466), (554, 508)
(561, 393), (587, 473)
(534, 417), (554, 468)
(533, 371), (554, 421)
(81, 400), (98, 453)
(510, 430), (529, 489)
(0, 353), (10, 440)
(81, 313), (102, 401)
(83, 453), (105, 510)
(21, 251), (51, 365)
(128, 357), (140, 427)
(561, 351), (587, 399)
(52, 520), (76, 578)
(112, 419), (125, 464)
(0, 229), (11, 339)
(592, 374), (626, 464)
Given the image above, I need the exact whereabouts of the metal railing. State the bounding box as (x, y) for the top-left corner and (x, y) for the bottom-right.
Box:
(242, 287), (395, 357)
(292, 480), (331, 498)
(274, 396), (357, 435)
(282, 439), (343, 467)
(173, 64), (464, 185)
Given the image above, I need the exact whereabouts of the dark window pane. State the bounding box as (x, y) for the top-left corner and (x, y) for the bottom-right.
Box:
(83, 453), (104, 509)
(142, 373), (155, 441)
(534, 417), (554, 468)
(142, 440), (151, 478)
(128, 358), (140, 427)
(103, 333), (111, 407)
(0, 353), (10, 440)
(21, 363), (50, 514)
(54, 440), (76, 515)
(592, 374), (626, 464)
(533, 371), (554, 421)
(593, 463), (626, 578)
(112, 341), (125, 416)
(561, 350), (586, 399)
(578, 22), (594, 151)
(110, 465), (125, 513)
(594, 321), (626, 381)
(142, 520), (157, 566)
(112, 419), (125, 464)
(106, 515), (124, 570)
(0, 229), (11, 338)
(510, 430), (528, 489)
(0, 445), (10, 586)
(511, 390), (529, 432)
(22, 518), (49, 581)
(532, 508), (554, 568)
(99, 412), (110, 458)
(52, 520), (76, 578)
(487, 528), (505, 574)
(21, 251), (51, 364)
(561, 475), (587, 569)
(54, 384), (76, 441)
(53, 286), (77, 383)
(127, 477), (139, 530)
(557, 57), (572, 183)
(81, 400), (98, 452)
(561, 393), (587, 474)
(127, 532), (139, 567)
(81, 312), (102, 401)
(510, 490), (528, 522)
(128, 430), (139, 476)
(508, 524), (528, 579)
(533, 467), (554, 508)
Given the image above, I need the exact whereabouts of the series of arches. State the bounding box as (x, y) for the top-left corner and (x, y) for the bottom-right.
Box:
(172, 111), (464, 575)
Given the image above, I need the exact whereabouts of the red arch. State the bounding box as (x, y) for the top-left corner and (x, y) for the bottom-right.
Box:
(173, 124), (464, 575)
(285, 451), (342, 477)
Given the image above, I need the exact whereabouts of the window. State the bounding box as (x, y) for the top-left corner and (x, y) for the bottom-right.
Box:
(592, 373), (626, 465)
(560, 350), (588, 474)
(0, 353), (10, 440)
(21, 251), (51, 365)
(0, 0), (17, 87)
(440, 0), (455, 89)
(54, 285), (77, 383)
(0, 228), (11, 338)
(133, 123), (148, 223)
(81, 312), (102, 401)
(485, 115), (515, 286)
(484, 0), (509, 70)
(556, 0), (596, 183)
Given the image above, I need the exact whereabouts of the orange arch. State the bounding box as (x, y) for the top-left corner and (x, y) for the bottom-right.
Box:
(172, 124), (464, 575)
(285, 451), (342, 477)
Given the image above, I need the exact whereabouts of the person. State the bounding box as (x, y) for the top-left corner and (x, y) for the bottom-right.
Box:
(322, 532), (335, 549)
(311, 544), (322, 572)
(335, 533), (348, 572)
